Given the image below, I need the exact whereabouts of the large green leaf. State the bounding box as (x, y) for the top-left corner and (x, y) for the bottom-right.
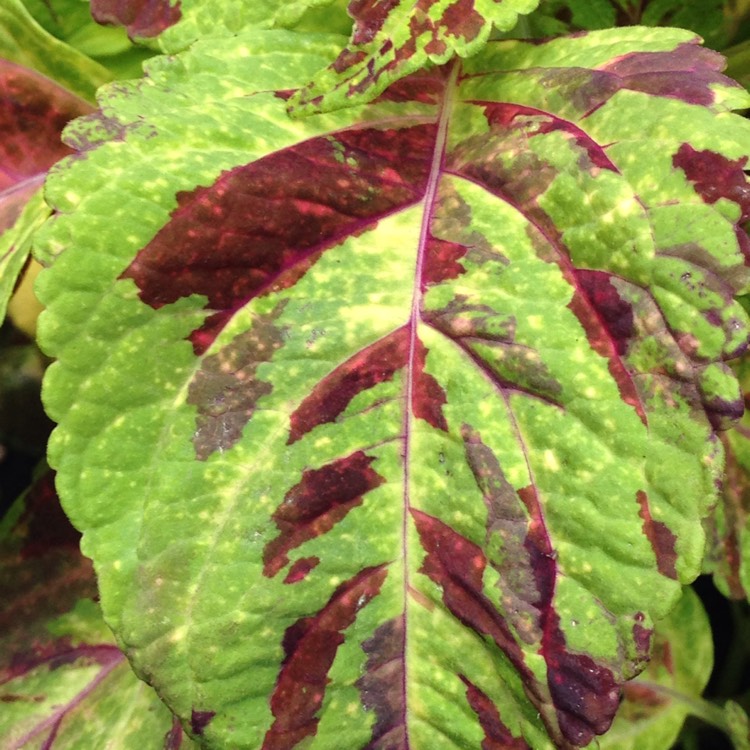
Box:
(37, 27), (750, 749)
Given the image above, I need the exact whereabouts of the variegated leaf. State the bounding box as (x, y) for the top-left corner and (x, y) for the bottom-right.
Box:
(290, 0), (541, 113)
(37, 27), (750, 749)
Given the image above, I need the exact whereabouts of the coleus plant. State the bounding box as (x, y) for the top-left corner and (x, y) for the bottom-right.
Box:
(3, 0), (750, 748)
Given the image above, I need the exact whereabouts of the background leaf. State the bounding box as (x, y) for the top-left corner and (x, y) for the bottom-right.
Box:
(0, 0), (113, 102)
(37, 26), (750, 749)
(0, 471), (198, 749)
(0, 60), (92, 321)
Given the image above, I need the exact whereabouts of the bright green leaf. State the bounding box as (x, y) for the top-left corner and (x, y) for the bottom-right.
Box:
(37, 27), (750, 749)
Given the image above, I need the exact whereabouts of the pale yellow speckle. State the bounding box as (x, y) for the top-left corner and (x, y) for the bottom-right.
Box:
(113, 560), (122, 571)
(527, 314), (543, 329)
(314, 436), (332, 449)
(169, 626), (187, 643)
(582, 561), (593, 573)
(584, 386), (598, 398)
(345, 702), (359, 716)
(543, 449), (560, 472)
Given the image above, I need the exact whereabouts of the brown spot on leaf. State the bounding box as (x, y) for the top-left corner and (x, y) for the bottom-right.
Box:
(263, 566), (388, 750)
(459, 675), (531, 749)
(90, 0), (181, 39)
(461, 426), (544, 644)
(673, 144), (750, 222)
(122, 126), (434, 349)
(636, 490), (678, 579)
(356, 617), (406, 748)
(190, 710), (215, 736)
(187, 303), (287, 460)
(263, 452), (385, 578)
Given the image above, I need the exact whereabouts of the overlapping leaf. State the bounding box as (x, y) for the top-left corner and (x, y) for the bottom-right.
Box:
(0, 472), (197, 749)
(0, 59), (92, 320)
(89, 0), (345, 51)
(290, 0), (541, 113)
(598, 586), (713, 750)
(706, 353), (750, 599)
(37, 26), (750, 749)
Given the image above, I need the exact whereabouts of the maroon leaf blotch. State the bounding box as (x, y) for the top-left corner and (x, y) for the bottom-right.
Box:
(411, 509), (531, 680)
(0, 61), (92, 232)
(599, 43), (734, 106)
(263, 566), (388, 750)
(355, 617), (406, 749)
(541, 611), (621, 746)
(673, 144), (750, 222)
(190, 709), (216, 735)
(122, 127), (434, 350)
(568, 272), (646, 425)
(288, 327), (447, 443)
(283, 557), (320, 585)
(90, 0), (182, 39)
(459, 675), (530, 750)
(263, 452), (385, 578)
(636, 490), (678, 580)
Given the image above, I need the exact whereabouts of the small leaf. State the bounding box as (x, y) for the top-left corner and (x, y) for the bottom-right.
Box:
(597, 586), (713, 750)
(725, 700), (750, 750)
(290, 0), (541, 114)
(37, 27), (750, 749)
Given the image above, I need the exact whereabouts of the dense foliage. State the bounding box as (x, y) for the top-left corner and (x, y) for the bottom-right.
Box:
(3, 1), (750, 748)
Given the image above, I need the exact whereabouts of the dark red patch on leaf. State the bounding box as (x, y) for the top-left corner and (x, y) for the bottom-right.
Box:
(288, 327), (447, 443)
(263, 452), (385, 578)
(90, 0), (181, 39)
(0, 61), (91, 232)
(163, 716), (184, 749)
(283, 557), (320, 584)
(632, 612), (653, 660)
(422, 237), (468, 286)
(187, 303), (287, 460)
(411, 509), (531, 680)
(122, 126), (434, 350)
(673, 144), (750, 222)
(480, 103), (615, 171)
(459, 675), (530, 749)
(599, 43), (734, 106)
(568, 271), (646, 424)
(355, 617), (406, 748)
(190, 709), (215, 735)
(541, 610), (621, 746)
(262, 565), (388, 750)
(636, 490), (678, 579)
